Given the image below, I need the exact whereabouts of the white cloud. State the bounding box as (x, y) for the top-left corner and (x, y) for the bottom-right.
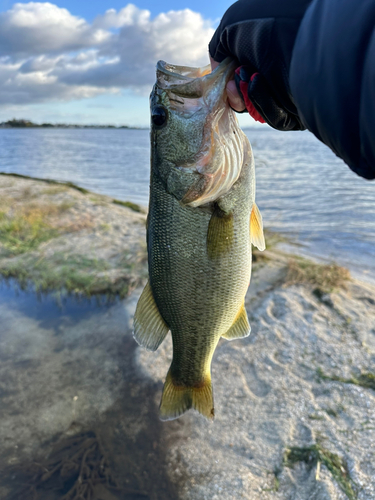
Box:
(0, 2), (109, 58)
(94, 4), (151, 30)
(0, 2), (214, 107)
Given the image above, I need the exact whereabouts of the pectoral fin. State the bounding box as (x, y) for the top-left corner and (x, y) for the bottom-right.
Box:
(222, 304), (251, 340)
(133, 281), (169, 351)
(207, 205), (234, 259)
(250, 203), (265, 251)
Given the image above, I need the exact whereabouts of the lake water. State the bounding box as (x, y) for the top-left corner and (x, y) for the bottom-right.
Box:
(0, 127), (374, 282)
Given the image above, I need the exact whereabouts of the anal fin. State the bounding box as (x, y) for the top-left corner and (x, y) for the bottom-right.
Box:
(133, 281), (169, 351)
(222, 304), (251, 340)
(250, 203), (266, 251)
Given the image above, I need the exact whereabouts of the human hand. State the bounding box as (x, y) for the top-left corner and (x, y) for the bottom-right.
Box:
(210, 56), (245, 113)
(209, 0), (312, 130)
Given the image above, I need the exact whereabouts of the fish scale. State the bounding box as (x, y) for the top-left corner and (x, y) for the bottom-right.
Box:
(149, 172), (251, 382)
(133, 59), (265, 420)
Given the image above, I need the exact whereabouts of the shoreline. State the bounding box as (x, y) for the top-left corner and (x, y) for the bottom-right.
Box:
(0, 172), (148, 298)
(1, 171), (371, 297)
(1, 173), (375, 499)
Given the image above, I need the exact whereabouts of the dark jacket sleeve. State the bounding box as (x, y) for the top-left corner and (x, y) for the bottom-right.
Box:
(290, 0), (375, 180)
(208, 0), (312, 131)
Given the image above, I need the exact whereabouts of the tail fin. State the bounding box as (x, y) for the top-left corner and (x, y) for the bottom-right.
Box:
(159, 371), (214, 421)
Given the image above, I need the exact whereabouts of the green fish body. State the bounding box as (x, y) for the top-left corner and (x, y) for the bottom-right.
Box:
(134, 59), (265, 421)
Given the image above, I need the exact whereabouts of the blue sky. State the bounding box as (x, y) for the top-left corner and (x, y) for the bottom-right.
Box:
(0, 0), (232, 22)
(0, 1), (256, 127)
(0, 0), (233, 21)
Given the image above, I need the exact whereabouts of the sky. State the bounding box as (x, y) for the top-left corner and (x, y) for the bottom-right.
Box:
(0, 0), (258, 127)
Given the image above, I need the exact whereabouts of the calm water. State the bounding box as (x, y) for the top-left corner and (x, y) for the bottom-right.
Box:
(0, 128), (374, 281)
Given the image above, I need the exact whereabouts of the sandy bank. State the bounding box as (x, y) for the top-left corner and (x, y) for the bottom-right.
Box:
(0, 174), (374, 500)
(138, 253), (375, 499)
(0, 173), (147, 298)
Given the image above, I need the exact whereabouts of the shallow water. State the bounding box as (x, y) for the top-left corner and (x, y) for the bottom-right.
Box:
(0, 281), (182, 499)
(0, 280), (102, 331)
(0, 127), (374, 280)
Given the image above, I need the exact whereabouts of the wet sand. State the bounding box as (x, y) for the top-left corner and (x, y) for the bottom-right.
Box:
(0, 175), (374, 500)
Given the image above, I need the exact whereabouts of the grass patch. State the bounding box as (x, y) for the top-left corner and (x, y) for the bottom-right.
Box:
(0, 172), (89, 194)
(308, 414), (325, 421)
(285, 257), (350, 294)
(284, 444), (356, 499)
(0, 207), (58, 256)
(58, 201), (75, 211)
(262, 468), (281, 492)
(0, 254), (132, 298)
(89, 195), (107, 206)
(0, 203), (74, 256)
(0, 250), (146, 298)
(325, 408), (338, 418)
(43, 185), (69, 195)
(317, 368), (375, 390)
(112, 199), (143, 213)
(99, 223), (111, 232)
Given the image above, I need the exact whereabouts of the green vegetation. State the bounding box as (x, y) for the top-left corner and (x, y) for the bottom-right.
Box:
(262, 468), (281, 492)
(284, 444), (356, 500)
(0, 118), (135, 129)
(112, 199), (144, 213)
(317, 367), (375, 391)
(325, 408), (339, 418)
(43, 185), (70, 195)
(0, 200), (77, 257)
(0, 252), (142, 298)
(2, 119), (36, 127)
(0, 172), (90, 194)
(285, 257), (350, 294)
(308, 413), (325, 421)
(0, 206), (61, 256)
(1, 173), (144, 211)
(0, 174), (148, 298)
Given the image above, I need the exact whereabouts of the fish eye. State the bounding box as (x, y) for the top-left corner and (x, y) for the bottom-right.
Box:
(151, 106), (168, 128)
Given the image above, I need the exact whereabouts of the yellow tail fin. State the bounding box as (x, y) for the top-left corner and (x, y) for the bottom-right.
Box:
(159, 371), (214, 421)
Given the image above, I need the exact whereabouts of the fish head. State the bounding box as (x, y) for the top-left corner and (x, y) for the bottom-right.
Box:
(150, 59), (249, 207)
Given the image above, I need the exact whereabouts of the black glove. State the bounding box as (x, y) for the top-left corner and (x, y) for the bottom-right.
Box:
(209, 0), (312, 131)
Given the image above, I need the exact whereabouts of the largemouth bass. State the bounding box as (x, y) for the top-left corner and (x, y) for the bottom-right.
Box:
(133, 59), (265, 421)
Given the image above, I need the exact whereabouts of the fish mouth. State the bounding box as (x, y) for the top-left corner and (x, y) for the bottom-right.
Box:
(155, 59), (247, 207)
(156, 58), (234, 99)
(156, 60), (212, 92)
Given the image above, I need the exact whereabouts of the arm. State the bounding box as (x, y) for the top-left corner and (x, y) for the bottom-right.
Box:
(290, 0), (375, 179)
(209, 0), (312, 130)
(209, 0), (375, 179)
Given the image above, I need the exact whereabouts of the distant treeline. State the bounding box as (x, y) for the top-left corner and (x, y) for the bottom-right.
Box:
(0, 119), (139, 129)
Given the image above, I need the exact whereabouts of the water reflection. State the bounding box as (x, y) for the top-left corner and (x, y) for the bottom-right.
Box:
(0, 279), (102, 334)
(0, 282), (184, 500)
